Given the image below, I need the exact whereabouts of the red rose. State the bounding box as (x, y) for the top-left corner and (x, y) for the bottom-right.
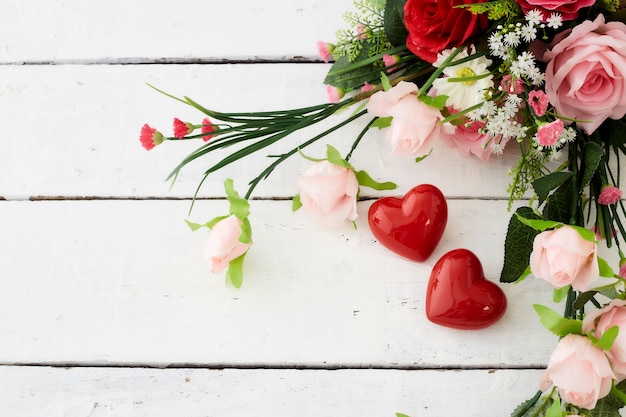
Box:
(404, 0), (488, 63)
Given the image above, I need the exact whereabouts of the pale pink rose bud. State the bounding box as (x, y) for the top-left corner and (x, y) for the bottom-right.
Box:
(598, 185), (622, 205)
(205, 215), (251, 273)
(297, 160), (359, 228)
(542, 334), (614, 409)
(583, 299), (626, 381)
(360, 82), (375, 92)
(367, 81), (449, 158)
(529, 225), (599, 291)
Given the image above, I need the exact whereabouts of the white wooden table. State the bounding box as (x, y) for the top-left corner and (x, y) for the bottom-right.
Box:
(0, 1), (561, 415)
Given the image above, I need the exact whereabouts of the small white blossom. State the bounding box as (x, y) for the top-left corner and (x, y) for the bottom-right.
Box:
(526, 66), (545, 86)
(547, 13), (563, 29)
(504, 30), (522, 47)
(521, 24), (538, 42)
(525, 9), (543, 25)
(560, 126), (577, 142)
(491, 142), (505, 155)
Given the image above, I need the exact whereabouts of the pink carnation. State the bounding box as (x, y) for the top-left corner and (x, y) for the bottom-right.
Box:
(139, 124), (163, 150)
(529, 90), (550, 117)
(536, 119), (564, 147)
(316, 41), (334, 63)
(201, 117), (215, 142)
(326, 85), (345, 103)
(173, 118), (192, 139)
(598, 185), (622, 205)
(501, 75), (524, 94)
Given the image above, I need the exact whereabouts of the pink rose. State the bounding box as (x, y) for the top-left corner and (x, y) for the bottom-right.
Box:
(583, 299), (626, 381)
(515, 0), (595, 21)
(367, 81), (447, 158)
(297, 160), (359, 227)
(544, 15), (626, 134)
(542, 334), (614, 409)
(205, 215), (251, 273)
(529, 225), (599, 291)
(439, 115), (509, 162)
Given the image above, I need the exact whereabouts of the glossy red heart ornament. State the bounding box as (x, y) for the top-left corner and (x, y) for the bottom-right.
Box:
(368, 184), (447, 262)
(426, 249), (507, 330)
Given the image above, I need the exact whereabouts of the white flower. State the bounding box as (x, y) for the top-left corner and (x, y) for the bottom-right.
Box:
(525, 9), (543, 25)
(504, 30), (521, 47)
(432, 46), (493, 110)
(521, 24), (537, 42)
(547, 13), (563, 29)
(488, 32), (506, 57)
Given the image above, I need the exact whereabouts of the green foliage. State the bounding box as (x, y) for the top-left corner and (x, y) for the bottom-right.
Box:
(383, 0), (408, 46)
(542, 178), (574, 225)
(224, 178), (250, 220)
(500, 207), (540, 283)
(355, 169), (397, 190)
(292, 194), (302, 212)
(507, 153), (547, 209)
(226, 253), (246, 289)
(510, 391), (553, 417)
(598, 256), (615, 278)
(533, 304), (583, 336)
(418, 94), (449, 110)
(333, 0), (391, 62)
(584, 381), (626, 417)
(371, 116), (392, 129)
(459, 0), (521, 20)
(581, 142), (605, 188)
(592, 325), (619, 351)
(532, 171), (573, 206)
(324, 44), (381, 90)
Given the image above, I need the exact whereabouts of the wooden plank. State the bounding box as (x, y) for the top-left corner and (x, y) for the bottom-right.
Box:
(0, 0), (354, 63)
(0, 365), (544, 417)
(0, 199), (567, 367)
(0, 64), (524, 200)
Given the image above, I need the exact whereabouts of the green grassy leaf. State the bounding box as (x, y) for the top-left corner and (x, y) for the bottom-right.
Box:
(509, 391), (551, 417)
(500, 207), (540, 283)
(533, 304), (583, 336)
(355, 170), (397, 191)
(514, 214), (562, 232)
(384, 0), (409, 47)
(532, 171), (573, 205)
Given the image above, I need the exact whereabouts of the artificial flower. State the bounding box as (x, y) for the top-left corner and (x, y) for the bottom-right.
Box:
(139, 124), (163, 150)
(296, 160), (359, 228)
(173, 117), (193, 139)
(583, 299), (626, 380)
(544, 14), (626, 134)
(201, 117), (215, 142)
(529, 225), (599, 291)
(598, 185), (622, 205)
(205, 215), (252, 273)
(516, 0), (596, 22)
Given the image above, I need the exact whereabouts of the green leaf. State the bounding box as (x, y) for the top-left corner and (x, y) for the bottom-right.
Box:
(395, 414), (410, 417)
(185, 219), (204, 231)
(224, 179), (250, 219)
(533, 304), (583, 336)
(325, 144), (352, 168)
(514, 213), (562, 232)
(598, 256), (615, 278)
(553, 285), (570, 303)
(594, 326), (619, 351)
(239, 217), (252, 244)
(226, 252), (246, 289)
(297, 148), (325, 163)
(415, 149), (432, 163)
(532, 171), (573, 206)
(545, 395), (561, 417)
(568, 225), (597, 242)
(324, 42), (384, 91)
(542, 179), (574, 224)
(581, 142), (604, 188)
(384, 0), (409, 47)
(292, 194), (302, 212)
(381, 72), (392, 91)
(418, 94), (449, 110)
(206, 215), (229, 230)
(371, 116), (392, 129)
(500, 207), (540, 283)
(509, 391), (552, 417)
(355, 170), (397, 191)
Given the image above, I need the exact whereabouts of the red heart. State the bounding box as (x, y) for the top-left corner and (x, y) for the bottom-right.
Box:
(368, 184), (447, 262)
(426, 249), (507, 330)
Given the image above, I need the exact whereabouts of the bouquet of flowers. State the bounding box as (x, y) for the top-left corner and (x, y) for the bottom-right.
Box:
(139, 0), (626, 415)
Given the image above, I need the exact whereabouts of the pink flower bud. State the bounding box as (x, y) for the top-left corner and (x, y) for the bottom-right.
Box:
(598, 185), (622, 205)
(139, 124), (163, 150)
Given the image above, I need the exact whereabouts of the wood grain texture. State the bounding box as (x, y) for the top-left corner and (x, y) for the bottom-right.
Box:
(0, 0), (354, 63)
(0, 198), (562, 367)
(0, 366), (544, 417)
